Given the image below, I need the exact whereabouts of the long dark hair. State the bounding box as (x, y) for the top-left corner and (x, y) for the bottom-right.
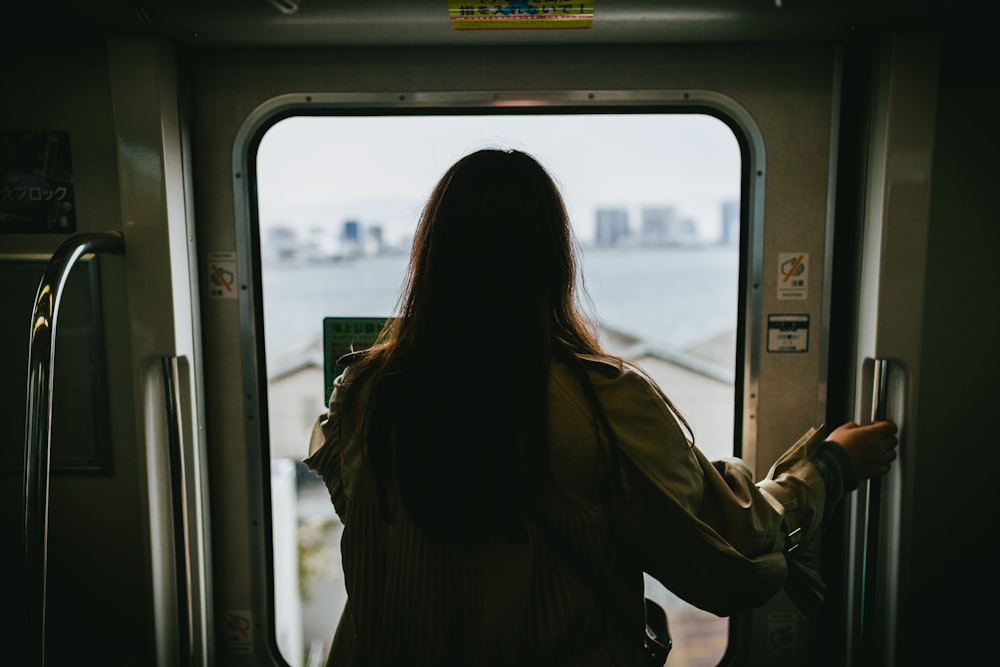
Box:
(338, 148), (605, 541)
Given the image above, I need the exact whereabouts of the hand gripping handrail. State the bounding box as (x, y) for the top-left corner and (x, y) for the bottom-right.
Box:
(22, 232), (124, 665)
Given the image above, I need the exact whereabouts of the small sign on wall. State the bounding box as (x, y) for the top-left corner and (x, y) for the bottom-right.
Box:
(207, 251), (238, 299)
(777, 252), (808, 300)
(767, 314), (809, 353)
(767, 611), (799, 657)
(223, 610), (253, 652)
(1, 130), (76, 233)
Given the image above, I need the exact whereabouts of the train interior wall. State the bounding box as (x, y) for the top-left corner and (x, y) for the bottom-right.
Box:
(0, 42), (152, 663)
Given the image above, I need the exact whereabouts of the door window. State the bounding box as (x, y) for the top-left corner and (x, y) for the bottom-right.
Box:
(255, 112), (741, 667)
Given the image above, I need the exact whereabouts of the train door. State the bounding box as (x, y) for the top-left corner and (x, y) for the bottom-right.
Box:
(190, 41), (846, 666)
(837, 34), (940, 667)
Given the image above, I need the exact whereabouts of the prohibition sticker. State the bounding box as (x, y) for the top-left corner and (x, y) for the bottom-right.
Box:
(207, 251), (237, 299)
(767, 611), (799, 657)
(778, 252), (808, 300)
(224, 609), (252, 652)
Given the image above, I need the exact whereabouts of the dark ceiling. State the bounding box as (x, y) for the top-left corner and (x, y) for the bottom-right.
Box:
(1, 1), (973, 48)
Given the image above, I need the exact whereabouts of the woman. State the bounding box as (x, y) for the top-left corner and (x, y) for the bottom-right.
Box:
(305, 148), (899, 666)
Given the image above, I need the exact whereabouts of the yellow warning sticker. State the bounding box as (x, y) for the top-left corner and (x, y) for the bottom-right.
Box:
(449, 1), (594, 30)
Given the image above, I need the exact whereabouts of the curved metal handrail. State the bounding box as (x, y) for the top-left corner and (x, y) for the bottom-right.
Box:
(22, 232), (124, 665)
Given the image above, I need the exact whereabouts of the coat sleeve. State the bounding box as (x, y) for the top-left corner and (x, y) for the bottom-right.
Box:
(594, 362), (831, 615)
(303, 372), (351, 520)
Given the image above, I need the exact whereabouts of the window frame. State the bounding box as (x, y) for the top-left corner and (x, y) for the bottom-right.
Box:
(233, 91), (766, 665)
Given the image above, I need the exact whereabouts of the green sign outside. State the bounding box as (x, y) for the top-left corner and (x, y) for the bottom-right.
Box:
(322, 317), (387, 402)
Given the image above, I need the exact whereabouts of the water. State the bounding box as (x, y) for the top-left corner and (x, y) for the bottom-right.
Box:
(261, 244), (740, 362)
(578, 244), (739, 349)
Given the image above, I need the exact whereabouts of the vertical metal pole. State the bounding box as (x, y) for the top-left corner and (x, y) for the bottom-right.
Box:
(859, 358), (889, 664)
(161, 356), (194, 666)
(22, 232), (124, 665)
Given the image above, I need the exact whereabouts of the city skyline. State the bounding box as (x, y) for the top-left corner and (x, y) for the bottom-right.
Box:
(256, 113), (742, 248)
(262, 196), (740, 265)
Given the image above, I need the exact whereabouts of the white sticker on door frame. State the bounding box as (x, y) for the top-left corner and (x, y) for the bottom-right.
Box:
(767, 313), (809, 353)
(207, 251), (238, 299)
(778, 252), (808, 300)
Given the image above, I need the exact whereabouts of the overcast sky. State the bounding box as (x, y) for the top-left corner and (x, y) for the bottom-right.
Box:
(255, 113), (741, 246)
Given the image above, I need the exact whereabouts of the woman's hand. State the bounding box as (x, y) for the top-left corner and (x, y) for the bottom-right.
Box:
(826, 420), (899, 481)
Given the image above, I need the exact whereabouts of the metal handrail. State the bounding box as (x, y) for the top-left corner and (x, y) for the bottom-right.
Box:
(22, 232), (124, 665)
(859, 358), (890, 664)
(161, 355), (195, 666)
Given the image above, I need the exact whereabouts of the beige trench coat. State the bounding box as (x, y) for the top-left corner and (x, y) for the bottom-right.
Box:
(306, 354), (833, 666)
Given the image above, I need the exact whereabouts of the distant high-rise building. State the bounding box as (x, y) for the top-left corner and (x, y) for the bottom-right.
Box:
(267, 225), (298, 260)
(721, 200), (739, 244)
(595, 207), (629, 247)
(305, 225), (339, 262)
(641, 206), (696, 245)
(679, 217), (697, 243)
(367, 225), (385, 255)
(341, 220), (360, 242)
(340, 219), (363, 257)
(640, 207), (677, 245)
